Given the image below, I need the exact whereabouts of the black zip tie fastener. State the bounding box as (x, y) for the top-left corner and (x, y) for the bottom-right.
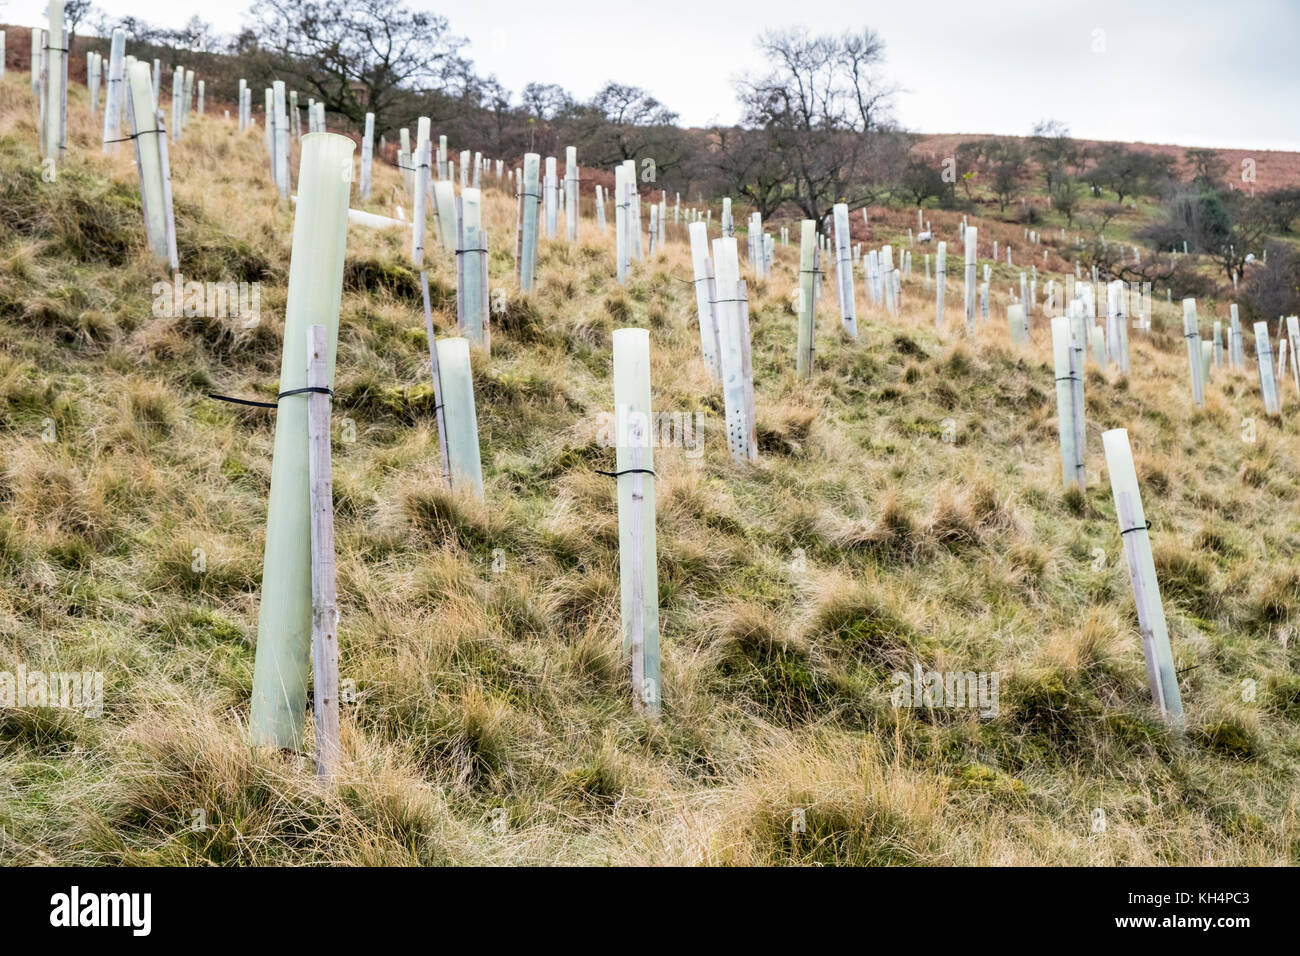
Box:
(1119, 520), (1152, 536)
(103, 128), (164, 145)
(594, 467), (656, 478)
(208, 386), (333, 409)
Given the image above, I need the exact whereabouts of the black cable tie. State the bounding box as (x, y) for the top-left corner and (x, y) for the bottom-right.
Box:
(1119, 520), (1152, 535)
(103, 129), (163, 144)
(208, 386), (333, 409)
(454, 247), (489, 256)
(595, 467), (656, 478)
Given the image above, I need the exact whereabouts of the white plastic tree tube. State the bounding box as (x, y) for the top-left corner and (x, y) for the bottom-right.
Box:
(595, 184), (607, 232)
(101, 29), (125, 152)
(125, 61), (169, 261)
(197, 79), (204, 116)
(42, 0), (64, 166)
(1182, 298), (1205, 407)
(721, 197), (733, 236)
(612, 327), (661, 715)
(411, 140), (430, 267)
(519, 153), (541, 291)
(964, 227), (977, 335)
(273, 81), (289, 197)
(935, 241), (947, 326)
(1255, 322), (1280, 415)
(1102, 428), (1183, 724)
(249, 131), (355, 750)
(832, 203), (856, 337)
(359, 112), (374, 200)
(459, 187), (488, 348)
(87, 50), (98, 113)
(565, 146), (578, 242)
(1051, 314), (1085, 490)
(797, 220), (817, 378)
(1230, 304), (1243, 367)
(432, 179), (457, 251)
(1008, 304), (1028, 346)
(615, 163), (630, 284)
(688, 222), (720, 378)
(435, 337), (485, 500)
(712, 237), (756, 463)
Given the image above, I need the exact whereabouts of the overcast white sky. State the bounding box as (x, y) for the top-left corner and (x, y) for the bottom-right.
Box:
(7, 0), (1298, 150)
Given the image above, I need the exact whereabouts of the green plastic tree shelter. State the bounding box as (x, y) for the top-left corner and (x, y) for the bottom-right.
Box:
(249, 132), (356, 750)
(613, 328), (660, 714)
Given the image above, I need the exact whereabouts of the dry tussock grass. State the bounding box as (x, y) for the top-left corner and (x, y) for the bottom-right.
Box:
(0, 74), (1297, 866)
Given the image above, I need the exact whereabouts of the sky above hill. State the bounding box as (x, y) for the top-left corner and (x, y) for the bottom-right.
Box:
(9, 0), (1298, 151)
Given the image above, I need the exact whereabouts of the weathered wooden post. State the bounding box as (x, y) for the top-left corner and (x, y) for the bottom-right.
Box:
(1103, 428), (1184, 724)
(832, 203), (857, 337)
(613, 328), (661, 715)
(249, 131), (355, 751)
(519, 153), (541, 291)
(434, 338), (485, 499)
(1182, 298), (1205, 407)
(305, 324), (341, 781)
(738, 281), (758, 460)
(797, 220), (817, 379)
(419, 273), (452, 490)
(1287, 316), (1300, 393)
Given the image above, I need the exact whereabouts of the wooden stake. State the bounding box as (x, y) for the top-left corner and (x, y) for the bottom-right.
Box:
(420, 271), (452, 489)
(305, 324), (340, 781)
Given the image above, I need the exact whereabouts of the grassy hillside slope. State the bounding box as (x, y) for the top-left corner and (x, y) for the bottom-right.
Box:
(0, 75), (1297, 865)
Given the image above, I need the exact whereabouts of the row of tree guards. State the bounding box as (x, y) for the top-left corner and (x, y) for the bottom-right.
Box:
(25, 9), (1296, 758)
